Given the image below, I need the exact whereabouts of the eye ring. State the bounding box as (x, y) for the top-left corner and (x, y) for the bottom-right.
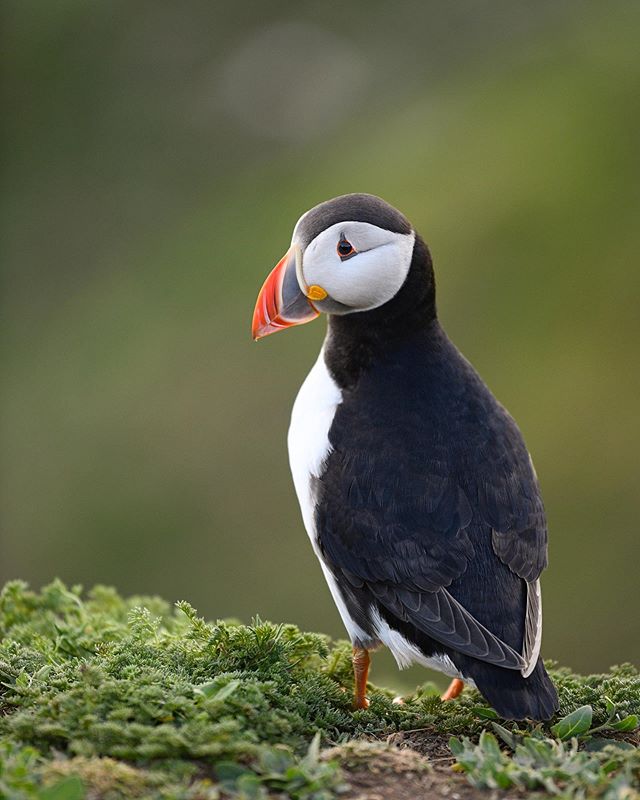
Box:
(337, 237), (356, 260)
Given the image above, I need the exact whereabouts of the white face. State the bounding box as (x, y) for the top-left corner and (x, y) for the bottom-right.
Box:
(291, 220), (415, 314)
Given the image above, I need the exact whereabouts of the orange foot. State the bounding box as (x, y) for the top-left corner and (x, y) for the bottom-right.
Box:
(352, 646), (370, 710)
(441, 678), (464, 701)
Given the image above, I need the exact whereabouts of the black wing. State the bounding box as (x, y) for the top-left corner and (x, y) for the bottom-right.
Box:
(315, 344), (547, 670)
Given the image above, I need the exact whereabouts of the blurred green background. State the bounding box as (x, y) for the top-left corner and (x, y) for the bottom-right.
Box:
(2, 1), (639, 691)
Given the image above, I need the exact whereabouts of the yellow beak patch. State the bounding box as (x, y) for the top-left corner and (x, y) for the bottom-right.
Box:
(306, 285), (328, 301)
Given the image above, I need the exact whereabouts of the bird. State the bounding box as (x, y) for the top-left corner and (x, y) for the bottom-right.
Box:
(251, 193), (559, 721)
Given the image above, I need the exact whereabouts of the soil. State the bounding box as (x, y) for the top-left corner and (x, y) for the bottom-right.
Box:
(329, 727), (640, 800)
(324, 733), (521, 800)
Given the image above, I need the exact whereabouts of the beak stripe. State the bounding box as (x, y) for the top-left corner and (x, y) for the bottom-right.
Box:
(252, 248), (320, 340)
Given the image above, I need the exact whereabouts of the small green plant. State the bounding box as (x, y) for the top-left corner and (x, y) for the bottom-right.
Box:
(550, 701), (638, 742)
(215, 734), (345, 800)
(450, 703), (639, 798)
(0, 742), (84, 800)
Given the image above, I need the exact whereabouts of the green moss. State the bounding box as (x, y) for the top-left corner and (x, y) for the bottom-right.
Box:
(0, 581), (637, 799)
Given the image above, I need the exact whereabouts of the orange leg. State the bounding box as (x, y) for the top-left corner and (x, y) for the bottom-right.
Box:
(441, 678), (464, 701)
(352, 646), (370, 709)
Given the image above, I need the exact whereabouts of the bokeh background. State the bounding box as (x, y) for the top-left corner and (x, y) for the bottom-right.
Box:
(2, 1), (639, 690)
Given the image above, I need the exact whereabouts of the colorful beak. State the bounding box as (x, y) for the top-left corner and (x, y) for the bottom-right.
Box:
(252, 246), (320, 340)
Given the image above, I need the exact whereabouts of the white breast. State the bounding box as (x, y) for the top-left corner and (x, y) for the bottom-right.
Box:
(288, 347), (342, 542)
(288, 350), (372, 644)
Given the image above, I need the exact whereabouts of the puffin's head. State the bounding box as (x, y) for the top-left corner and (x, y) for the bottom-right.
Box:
(252, 194), (423, 339)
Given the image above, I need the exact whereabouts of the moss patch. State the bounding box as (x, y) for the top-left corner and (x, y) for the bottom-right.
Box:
(0, 581), (638, 799)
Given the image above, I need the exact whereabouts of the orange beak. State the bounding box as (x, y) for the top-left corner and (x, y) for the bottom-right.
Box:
(252, 247), (320, 340)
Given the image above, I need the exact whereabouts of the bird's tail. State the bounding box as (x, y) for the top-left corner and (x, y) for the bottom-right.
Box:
(469, 658), (559, 721)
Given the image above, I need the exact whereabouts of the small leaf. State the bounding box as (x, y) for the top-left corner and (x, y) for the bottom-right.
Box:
(491, 722), (517, 749)
(584, 737), (635, 752)
(194, 681), (218, 698)
(471, 706), (499, 720)
(211, 679), (241, 702)
(215, 761), (253, 784)
(520, 737), (554, 765)
(259, 746), (293, 774)
(449, 736), (464, 755)
(609, 714), (638, 732)
(604, 696), (616, 719)
(494, 771), (513, 790)
(196, 678), (240, 702)
(550, 705), (593, 740)
(612, 740), (635, 751)
(38, 776), (85, 800)
(300, 731), (322, 770)
(33, 665), (52, 682)
(479, 731), (501, 757)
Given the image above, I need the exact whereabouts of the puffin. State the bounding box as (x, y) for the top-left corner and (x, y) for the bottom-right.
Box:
(251, 194), (558, 721)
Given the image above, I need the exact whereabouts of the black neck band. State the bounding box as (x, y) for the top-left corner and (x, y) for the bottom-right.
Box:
(324, 235), (437, 389)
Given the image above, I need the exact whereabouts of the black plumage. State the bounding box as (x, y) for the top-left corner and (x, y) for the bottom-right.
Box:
(312, 229), (558, 720)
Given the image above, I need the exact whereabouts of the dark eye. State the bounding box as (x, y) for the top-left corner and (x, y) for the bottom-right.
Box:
(337, 237), (356, 260)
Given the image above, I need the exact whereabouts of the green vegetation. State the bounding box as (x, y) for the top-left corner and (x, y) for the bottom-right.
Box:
(450, 730), (639, 797)
(451, 700), (639, 797)
(0, 581), (638, 799)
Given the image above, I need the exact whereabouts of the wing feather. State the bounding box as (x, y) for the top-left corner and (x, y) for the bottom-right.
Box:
(522, 579), (542, 677)
(368, 582), (526, 669)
